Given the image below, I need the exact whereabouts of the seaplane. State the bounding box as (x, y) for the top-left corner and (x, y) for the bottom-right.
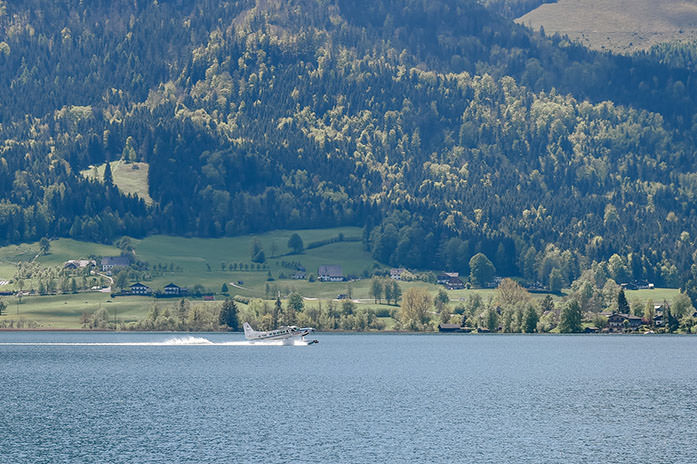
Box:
(243, 322), (318, 345)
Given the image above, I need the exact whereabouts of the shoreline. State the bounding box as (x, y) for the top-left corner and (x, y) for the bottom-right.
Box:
(0, 328), (690, 335)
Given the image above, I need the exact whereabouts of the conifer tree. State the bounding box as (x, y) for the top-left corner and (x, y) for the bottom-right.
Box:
(103, 162), (113, 185)
(617, 288), (630, 314)
(219, 298), (239, 331)
(273, 296), (281, 328)
(524, 305), (539, 333)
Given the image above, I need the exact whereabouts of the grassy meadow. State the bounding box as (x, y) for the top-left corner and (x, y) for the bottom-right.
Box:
(0, 227), (393, 328)
(517, 0), (697, 53)
(0, 226), (683, 329)
(623, 288), (679, 306)
(81, 161), (153, 205)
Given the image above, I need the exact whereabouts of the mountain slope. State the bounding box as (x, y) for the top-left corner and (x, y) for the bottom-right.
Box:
(517, 0), (697, 53)
(0, 0), (696, 290)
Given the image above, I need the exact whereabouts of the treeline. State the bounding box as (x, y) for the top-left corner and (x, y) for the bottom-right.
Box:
(240, 294), (385, 332)
(643, 40), (697, 73)
(82, 297), (241, 331)
(481, 0), (556, 19)
(398, 276), (697, 334)
(1, 0), (697, 300)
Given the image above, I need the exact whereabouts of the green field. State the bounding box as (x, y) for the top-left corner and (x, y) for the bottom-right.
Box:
(517, 0), (697, 53)
(0, 227), (684, 329)
(81, 161), (153, 205)
(129, 228), (378, 296)
(5, 293), (152, 329)
(0, 227), (391, 327)
(624, 288), (680, 306)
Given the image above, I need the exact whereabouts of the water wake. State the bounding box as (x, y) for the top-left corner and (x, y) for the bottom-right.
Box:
(0, 336), (313, 347)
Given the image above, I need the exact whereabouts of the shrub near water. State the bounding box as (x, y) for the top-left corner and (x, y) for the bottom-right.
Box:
(82, 299), (225, 331)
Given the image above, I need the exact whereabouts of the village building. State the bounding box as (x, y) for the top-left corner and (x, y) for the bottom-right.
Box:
(445, 276), (465, 290)
(653, 303), (669, 327)
(621, 280), (655, 290)
(390, 268), (406, 280)
(130, 282), (151, 295)
(438, 323), (463, 333)
(318, 265), (344, 282)
(608, 313), (643, 332)
(164, 283), (184, 295)
(63, 259), (96, 270)
(653, 313), (664, 327)
(292, 269), (307, 280)
(437, 272), (459, 285)
(101, 256), (130, 273)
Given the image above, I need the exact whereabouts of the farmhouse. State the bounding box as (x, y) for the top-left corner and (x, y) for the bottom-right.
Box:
(101, 256), (129, 273)
(437, 272), (459, 285)
(445, 276), (465, 290)
(130, 282), (151, 295)
(651, 302), (671, 327)
(621, 280), (655, 290)
(390, 268), (406, 280)
(318, 265), (344, 282)
(63, 259), (96, 270)
(608, 313), (643, 332)
(164, 283), (184, 295)
(292, 270), (307, 280)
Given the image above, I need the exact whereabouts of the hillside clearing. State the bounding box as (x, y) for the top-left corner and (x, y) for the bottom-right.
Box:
(81, 161), (153, 205)
(517, 0), (697, 53)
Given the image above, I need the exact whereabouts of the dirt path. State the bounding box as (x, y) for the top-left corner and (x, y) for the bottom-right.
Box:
(97, 273), (114, 293)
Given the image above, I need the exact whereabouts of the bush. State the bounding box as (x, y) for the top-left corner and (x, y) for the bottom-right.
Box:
(233, 295), (250, 305)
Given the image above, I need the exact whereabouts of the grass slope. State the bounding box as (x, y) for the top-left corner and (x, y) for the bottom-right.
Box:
(0, 226), (682, 328)
(517, 0), (697, 53)
(131, 228), (376, 295)
(81, 161), (153, 205)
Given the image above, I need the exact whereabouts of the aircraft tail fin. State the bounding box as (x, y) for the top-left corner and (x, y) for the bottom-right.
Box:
(243, 322), (255, 339)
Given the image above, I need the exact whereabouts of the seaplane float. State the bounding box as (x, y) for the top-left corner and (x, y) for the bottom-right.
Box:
(243, 322), (318, 345)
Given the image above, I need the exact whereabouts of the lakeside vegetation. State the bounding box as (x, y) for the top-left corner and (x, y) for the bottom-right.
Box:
(0, 228), (692, 333)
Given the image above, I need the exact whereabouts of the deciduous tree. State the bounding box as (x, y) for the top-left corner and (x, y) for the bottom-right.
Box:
(559, 300), (583, 333)
(469, 253), (495, 287)
(398, 287), (432, 331)
(370, 277), (383, 303)
(288, 233), (304, 254)
(523, 305), (539, 333)
(495, 278), (529, 307)
(39, 237), (50, 256)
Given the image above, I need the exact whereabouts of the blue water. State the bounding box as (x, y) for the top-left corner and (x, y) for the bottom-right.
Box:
(0, 332), (695, 463)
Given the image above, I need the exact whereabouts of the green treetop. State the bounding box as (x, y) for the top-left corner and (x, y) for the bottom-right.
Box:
(559, 300), (583, 333)
(469, 253), (496, 287)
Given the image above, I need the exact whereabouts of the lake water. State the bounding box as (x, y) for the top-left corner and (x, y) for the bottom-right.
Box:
(0, 332), (695, 463)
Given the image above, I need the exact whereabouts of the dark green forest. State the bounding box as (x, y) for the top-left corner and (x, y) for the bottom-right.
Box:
(1, 0), (697, 300)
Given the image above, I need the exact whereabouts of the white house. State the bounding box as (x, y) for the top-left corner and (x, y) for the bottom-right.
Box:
(390, 268), (406, 280)
(318, 265), (344, 282)
(101, 256), (130, 273)
(130, 282), (151, 295)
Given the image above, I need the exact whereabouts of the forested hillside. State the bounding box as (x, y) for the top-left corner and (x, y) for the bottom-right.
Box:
(1, 0), (697, 296)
